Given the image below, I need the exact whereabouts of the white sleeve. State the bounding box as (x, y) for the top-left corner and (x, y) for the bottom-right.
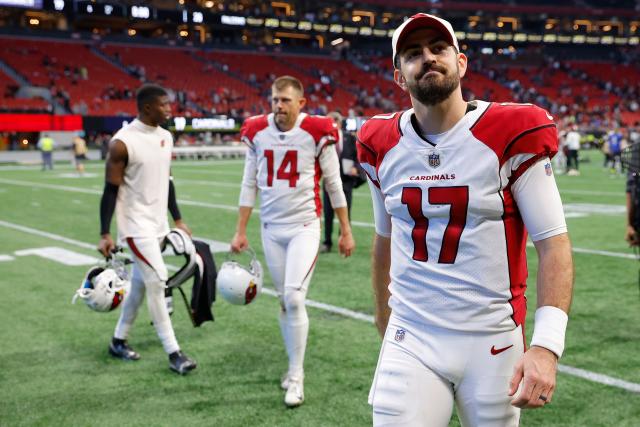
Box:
(238, 146), (258, 207)
(319, 145), (347, 209)
(511, 158), (567, 241)
(368, 179), (391, 237)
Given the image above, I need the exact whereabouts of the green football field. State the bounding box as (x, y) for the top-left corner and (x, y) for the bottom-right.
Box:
(0, 151), (639, 426)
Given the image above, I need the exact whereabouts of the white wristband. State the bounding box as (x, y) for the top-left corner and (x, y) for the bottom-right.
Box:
(530, 305), (568, 358)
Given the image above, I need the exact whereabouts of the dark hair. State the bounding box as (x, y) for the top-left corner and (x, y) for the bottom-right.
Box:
(136, 84), (168, 112)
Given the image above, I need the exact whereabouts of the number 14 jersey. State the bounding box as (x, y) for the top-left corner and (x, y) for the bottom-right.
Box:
(240, 112), (339, 225)
(357, 101), (567, 332)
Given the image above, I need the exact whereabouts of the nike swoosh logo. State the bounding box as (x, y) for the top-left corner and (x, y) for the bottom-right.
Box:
(490, 344), (514, 355)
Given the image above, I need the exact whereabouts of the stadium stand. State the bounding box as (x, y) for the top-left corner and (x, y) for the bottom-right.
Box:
(0, 0), (638, 151)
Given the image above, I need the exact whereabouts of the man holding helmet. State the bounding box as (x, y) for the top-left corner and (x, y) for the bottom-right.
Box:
(230, 75), (355, 407)
(98, 84), (196, 375)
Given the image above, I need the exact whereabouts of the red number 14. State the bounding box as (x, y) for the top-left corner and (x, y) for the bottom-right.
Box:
(265, 149), (299, 187)
(401, 186), (469, 264)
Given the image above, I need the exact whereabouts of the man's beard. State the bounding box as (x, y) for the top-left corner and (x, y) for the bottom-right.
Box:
(406, 63), (460, 106)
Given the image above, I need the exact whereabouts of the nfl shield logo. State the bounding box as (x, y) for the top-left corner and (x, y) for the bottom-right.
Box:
(394, 328), (405, 342)
(427, 151), (440, 168)
(279, 134), (286, 141)
(544, 162), (552, 176)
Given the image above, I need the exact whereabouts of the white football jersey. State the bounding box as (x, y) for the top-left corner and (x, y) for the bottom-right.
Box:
(240, 112), (339, 225)
(112, 119), (173, 241)
(358, 101), (567, 332)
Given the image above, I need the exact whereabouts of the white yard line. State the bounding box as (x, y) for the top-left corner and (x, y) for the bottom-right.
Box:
(560, 189), (624, 197)
(557, 365), (640, 393)
(1, 219), (639, 393)
(0, 178), (636, 260)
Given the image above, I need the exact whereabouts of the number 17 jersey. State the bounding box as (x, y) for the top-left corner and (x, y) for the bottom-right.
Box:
(357, 101), (566, 332)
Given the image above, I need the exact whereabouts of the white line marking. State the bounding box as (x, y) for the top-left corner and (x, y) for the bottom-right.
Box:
(560, 189), (623, 197)
(0, 179), (634, 260)
(57, 173), (99, 179)
(0, 254), (15, 261)
(15, 247), (100, 266)
(0, 159), (245, 172)
(0, 220), (97, 250)
(175, 179), (241, 188)
(174, 169), (243, 177)
(173, 159), (246, 166)
(563, 203), (625, 215)
(0, 178), (99, 195)
(558, 365), (640, 393)
(1, 219), (638, 393)
(525, 242), (637, 260)
(261, 288), (375, 323)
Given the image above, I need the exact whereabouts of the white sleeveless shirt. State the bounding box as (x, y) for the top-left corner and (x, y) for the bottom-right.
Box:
(112, 119), (173, 241)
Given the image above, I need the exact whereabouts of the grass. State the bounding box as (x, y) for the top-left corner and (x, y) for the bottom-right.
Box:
(0, 152), (639, 426)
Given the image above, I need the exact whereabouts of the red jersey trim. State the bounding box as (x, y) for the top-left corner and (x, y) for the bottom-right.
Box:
(300, 115), (338, 147)
(471, 104), (558, 167)
(314, 158), (322, 217)
(126, 237), (154, 269)
(500, 187), (528, 327)
(506, 153), (547, 188)
(240, 115), (268, 149)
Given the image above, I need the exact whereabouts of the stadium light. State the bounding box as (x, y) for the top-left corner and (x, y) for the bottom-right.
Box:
(331, 37), (344, 46)
(29, 18), (39, 25)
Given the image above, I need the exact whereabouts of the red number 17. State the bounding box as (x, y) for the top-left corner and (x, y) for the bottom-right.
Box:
(401, 186), (469, 264)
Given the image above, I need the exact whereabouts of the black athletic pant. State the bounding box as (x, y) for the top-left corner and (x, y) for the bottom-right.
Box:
(322, 182), (354, 248)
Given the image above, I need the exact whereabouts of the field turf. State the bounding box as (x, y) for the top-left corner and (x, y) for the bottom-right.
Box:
(0, 151), (638, 426)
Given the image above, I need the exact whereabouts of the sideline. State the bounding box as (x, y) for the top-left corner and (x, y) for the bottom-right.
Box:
(0, 178), (635, 261)
(0, 219), (638, 394)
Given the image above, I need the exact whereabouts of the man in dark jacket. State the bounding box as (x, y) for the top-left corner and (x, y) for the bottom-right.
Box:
(321, 112), (361, 253)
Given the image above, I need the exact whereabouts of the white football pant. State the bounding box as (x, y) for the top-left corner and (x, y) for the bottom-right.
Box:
(113, 236), (180, 355)
(261, 219), (320, 379)
(370, 312), (524, 427)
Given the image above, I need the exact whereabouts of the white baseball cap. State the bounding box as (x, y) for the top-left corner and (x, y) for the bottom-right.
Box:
(392, 13), (459, 68)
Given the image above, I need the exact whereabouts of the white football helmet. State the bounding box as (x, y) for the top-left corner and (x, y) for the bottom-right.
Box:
(72, 265), (130, 312)
(163, 228), (199, 289)
(217, 248), (263, 305)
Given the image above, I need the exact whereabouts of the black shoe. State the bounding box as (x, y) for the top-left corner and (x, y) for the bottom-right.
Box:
(108, 338), (140, 361)
(319, 243), (331, 253)
(169, 350), (197, 375)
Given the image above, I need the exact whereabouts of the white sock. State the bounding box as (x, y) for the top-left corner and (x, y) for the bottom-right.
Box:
(283, 288), (308, 379)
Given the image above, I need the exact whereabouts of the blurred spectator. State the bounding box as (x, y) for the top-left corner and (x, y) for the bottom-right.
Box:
(37, 133), (55, 170)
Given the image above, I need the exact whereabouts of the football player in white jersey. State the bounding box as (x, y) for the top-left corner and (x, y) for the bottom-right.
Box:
(98, 84), (197, 375)
(230, 76), (356, 407)
(357, 14), (574, 426)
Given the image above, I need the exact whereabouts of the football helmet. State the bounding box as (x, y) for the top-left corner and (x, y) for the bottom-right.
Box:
(163, 228), (198, 289)
(72, 264), (130, 312)
(217, 248), (263, 305)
